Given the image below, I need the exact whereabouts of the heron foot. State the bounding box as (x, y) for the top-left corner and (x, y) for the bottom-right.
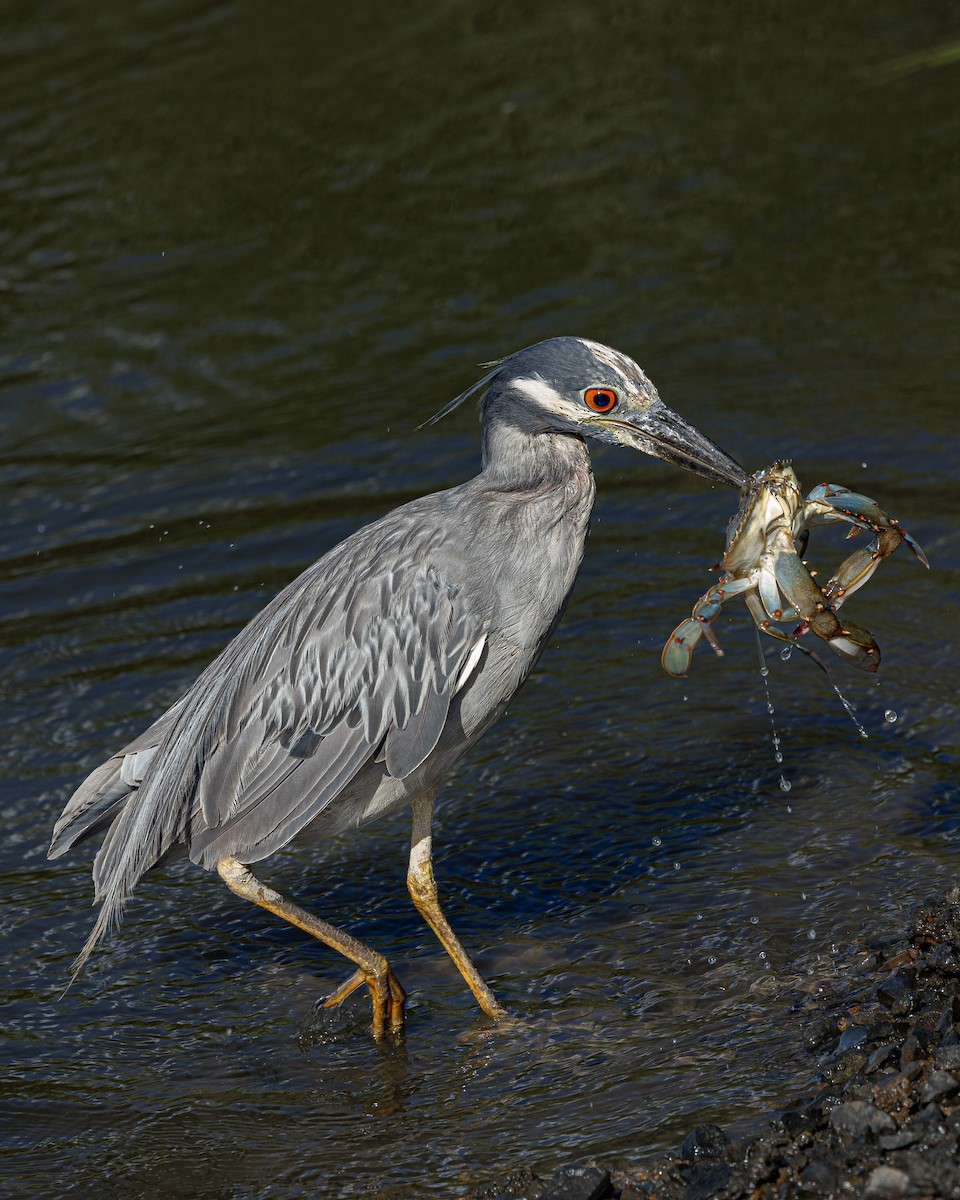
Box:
(216, 856), (406, 1041)
(322, 966), (406, 1038)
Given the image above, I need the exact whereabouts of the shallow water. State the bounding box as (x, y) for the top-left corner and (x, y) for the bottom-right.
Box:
(2, 3), (959, 1197)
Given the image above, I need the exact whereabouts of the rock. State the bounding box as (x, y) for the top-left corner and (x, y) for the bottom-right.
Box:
(538, 1165), (611, 1200)
(680, 1162), (731, 1200)
(779, 1108), (813, 1136)
(863, 1166), (911, 1197)
(678, 1125), (729, 1161)
(838, 1025), (869, 1051)
(828, 1101), (897, 1138)
(871, 1071), (914, 1122)
(866, 1042), (898, 1074)
(920, 1069), (960, 1104)
(878, 1127), (923, 1150)
(898, 1034), (921, 1068)
(876, 969), (915, 1015)
(934, 1043), (960, 1070)
(802, 1014), (840, 1050)
(465, 1165), (546, 1200)
(799, 1159), (838, 1191)
(910, 1101), (944, 1128)
(826, 1050), (867, 1084)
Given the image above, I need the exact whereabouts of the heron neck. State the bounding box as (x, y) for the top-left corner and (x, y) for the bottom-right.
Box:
(479, 414), (593, 493)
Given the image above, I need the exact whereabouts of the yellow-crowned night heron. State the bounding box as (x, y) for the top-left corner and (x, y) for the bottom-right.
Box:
(49, 336), (746, 1037)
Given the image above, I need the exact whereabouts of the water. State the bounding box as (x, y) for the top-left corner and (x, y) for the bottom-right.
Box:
(3, 3), (960, 1198)
(832, 683), (871, 740)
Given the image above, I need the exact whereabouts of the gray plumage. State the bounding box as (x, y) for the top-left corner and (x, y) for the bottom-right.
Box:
(50, 336), (746, 987)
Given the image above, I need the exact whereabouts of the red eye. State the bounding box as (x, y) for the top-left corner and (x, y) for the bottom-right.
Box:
(584, 387), (618, 413)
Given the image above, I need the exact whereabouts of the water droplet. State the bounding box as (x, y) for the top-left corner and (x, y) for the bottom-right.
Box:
(808, 929), (816, 940)
(775, 752), (783, 763)
(652, 836), (662, 847)
(696, 913), (703, 921)
(832, 684), (869, 739)
(673, 861), (681, 870)
(707, 955), (717, 965)
(861, 461), (868, 468)
(750, 915), (759, 925)
(780, 646), (792, 661)
(767, 702), (775, 714)
(884, 709), (897, 723)
(779, 776), (792, 793)
(759, 666), (769, 677)
(758, 951), (766, 960)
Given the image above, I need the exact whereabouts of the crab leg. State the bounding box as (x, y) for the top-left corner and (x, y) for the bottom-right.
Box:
(742, 592), (826, 670)
(824, 526), (929, 604)
(771, 551), (880, 671)
(661, 576), (756, 677)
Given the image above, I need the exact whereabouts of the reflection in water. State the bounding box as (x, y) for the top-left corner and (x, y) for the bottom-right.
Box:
(1, 1), (959, 1198)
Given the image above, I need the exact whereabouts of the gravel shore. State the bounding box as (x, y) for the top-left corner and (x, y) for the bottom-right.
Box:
(463, 889), (960, 1200)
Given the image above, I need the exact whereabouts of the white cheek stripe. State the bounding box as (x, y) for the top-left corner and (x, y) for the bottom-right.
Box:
(511, 375), (566, 407)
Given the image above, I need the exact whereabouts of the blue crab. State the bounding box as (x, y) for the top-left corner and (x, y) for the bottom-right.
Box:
(661, 460), (928, 677)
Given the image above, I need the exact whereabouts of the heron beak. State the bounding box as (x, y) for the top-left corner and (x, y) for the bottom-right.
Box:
(588, 402), (747, 488)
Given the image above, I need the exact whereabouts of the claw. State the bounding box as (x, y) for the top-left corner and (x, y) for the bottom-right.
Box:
(661, 618), (704, 677)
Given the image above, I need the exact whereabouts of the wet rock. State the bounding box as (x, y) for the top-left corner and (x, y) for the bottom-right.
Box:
(934, 1043), (960, 1070)
(929, 942), (960, 971)
(798, 1158), (838, 1192)
(909, 1100), (944, 1128)
(920, 1069), (960, 1104)
(828, 1101), (897, 1138)
(538, 1165), (610, 1200)
(825, 1049), (867, 1084)
(679, 1161), (731, 1200)
(913, 891), (960, 948)
(678, 1124), (728, 1161)
(863, 1166), (911, 1198)
(838, 1024), (869, 1052)
(866, 1042), (898, 1074)
(871, 1071), (914, 1122)
(898, 1034), (922, 1068)
(465, 1165), (546, 1200)
(802, 1014), (840, 1050)
(876, 970), (915, 1016)
(878, 1127), (923, 1150)
(779, 1108), (813, 1136)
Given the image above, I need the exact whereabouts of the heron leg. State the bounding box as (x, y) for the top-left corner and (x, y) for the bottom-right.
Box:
(216, 856), (405, 1039)
(407, 789), (505, 1020)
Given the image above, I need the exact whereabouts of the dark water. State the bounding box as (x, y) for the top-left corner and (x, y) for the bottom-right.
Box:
(3, 3), (958, 1197)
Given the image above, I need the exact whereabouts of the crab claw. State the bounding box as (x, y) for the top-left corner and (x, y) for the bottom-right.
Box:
(806, 610), (881, 672)
(661, 618), (705, 677)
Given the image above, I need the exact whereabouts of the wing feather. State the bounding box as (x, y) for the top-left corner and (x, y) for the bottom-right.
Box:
(57, 508), (488, 972)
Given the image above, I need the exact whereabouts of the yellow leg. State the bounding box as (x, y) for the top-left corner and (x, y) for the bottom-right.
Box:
(406, 789), (505, 1019)
(216, 856), (405, 1038)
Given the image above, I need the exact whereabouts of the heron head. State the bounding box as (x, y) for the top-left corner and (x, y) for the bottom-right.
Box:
(430, 336), (747, 488)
